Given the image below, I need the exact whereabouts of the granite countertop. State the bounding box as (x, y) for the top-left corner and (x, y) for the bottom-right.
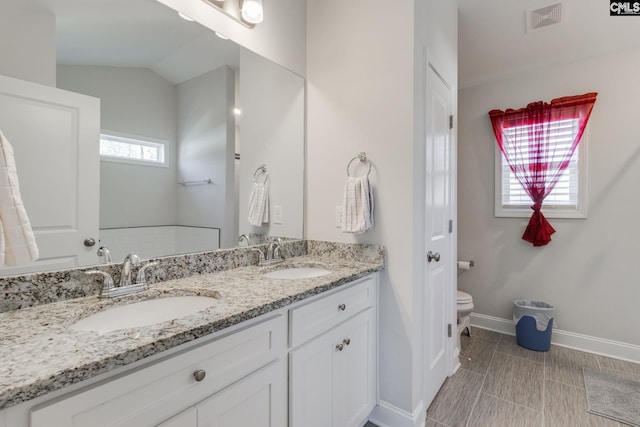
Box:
(0, 253), (383, 410)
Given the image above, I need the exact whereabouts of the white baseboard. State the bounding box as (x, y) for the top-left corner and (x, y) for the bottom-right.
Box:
(470, 313), (640, 363)
(369, 400), (426, 427)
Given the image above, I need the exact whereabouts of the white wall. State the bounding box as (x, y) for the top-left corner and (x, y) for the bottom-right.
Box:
(307, 0), (414, 413)
(307, 0), (457, 421)
(458, 48), (640, 346)
(57, 65), (178, 229)
(158, 0), (306, 77)
(176, 67), (236, 248)
(238, 49), (305, 240)
(0, 6), (56, 86)
(99, 226), (220, 261)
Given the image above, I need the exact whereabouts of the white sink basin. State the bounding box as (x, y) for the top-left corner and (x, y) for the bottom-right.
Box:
(263, 267), (332, 279)
(71, 296), (219, 333)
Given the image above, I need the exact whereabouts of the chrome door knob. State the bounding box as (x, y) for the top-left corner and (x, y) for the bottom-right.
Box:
(427, 251), (441, 263)
(84, 237), (96, 247)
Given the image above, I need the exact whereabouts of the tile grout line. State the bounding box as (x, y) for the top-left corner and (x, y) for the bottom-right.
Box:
(479, 390), (544, 414)
(463, 332), (501, 427)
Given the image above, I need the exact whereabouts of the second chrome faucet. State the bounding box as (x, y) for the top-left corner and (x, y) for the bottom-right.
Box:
(86, 252), (158, 298)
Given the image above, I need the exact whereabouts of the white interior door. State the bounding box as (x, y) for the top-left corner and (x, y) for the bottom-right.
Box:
(0, 74), (100, 274)
(424, 64), (453, 407)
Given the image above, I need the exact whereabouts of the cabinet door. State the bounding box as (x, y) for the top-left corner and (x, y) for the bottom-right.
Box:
(289, 308), (375, 427)
(196, 359), (286, 427)
(335, 308), (376, 427)
(156, 407), (197, 427)
(289, 326), (336, 427)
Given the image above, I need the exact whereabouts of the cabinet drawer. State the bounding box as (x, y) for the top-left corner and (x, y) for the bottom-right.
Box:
(31, 315), (286, 427)
(289, 276), (375, 348)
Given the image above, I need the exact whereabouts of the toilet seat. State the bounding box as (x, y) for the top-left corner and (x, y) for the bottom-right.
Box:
(457, 291), (473, 304)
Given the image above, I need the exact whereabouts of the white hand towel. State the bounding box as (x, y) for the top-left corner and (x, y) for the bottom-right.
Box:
(247, 178), (269, 226)
(341, 176), (374, 234)
(0, 130), (39, 266)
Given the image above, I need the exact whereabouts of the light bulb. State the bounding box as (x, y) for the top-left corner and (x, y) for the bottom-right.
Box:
(177, 12), (194, 21)
(241, 0), (263, 24)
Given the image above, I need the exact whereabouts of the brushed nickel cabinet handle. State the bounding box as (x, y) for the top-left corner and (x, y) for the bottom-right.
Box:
(193, 369), (206, 382)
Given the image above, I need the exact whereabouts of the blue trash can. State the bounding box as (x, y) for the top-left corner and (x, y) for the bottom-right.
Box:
(513, 299), (554, 352)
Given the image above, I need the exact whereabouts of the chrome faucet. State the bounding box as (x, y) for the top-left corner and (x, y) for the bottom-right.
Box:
(239, 234), (252, 246)
(120, 252), (141, 287)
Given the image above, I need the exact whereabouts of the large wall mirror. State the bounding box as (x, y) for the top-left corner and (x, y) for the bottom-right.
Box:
(0, 0), (304, 276)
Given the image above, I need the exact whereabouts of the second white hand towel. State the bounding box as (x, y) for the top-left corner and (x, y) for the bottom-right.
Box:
(341, 176), (374, 234)
(0, 130), (39, 266)
(247, 178), (269, 226)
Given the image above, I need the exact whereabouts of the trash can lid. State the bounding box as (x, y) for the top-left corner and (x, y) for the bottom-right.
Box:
(457, 291), (473, 303)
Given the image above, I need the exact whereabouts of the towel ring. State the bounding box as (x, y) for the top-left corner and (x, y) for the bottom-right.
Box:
(347, 152), (372, 177)
(253, 164), (269, 184)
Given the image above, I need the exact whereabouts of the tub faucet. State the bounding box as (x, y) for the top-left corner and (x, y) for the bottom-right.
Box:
(120, 252), (141, 287)
(97, 246), (112, 263)
(238, 234), (252, 246)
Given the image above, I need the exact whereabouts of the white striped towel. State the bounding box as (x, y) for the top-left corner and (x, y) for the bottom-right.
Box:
(341, 176), (374, 234)
(0, 130), (39, 266)
(247, 179), (269, 226)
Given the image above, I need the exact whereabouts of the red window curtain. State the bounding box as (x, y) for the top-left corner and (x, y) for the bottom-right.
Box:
(489, 93), (597, 247)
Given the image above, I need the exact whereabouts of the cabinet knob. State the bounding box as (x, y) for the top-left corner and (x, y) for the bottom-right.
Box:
(343, 338), (351, 346)
(84, 237), (96, 247)
(193, 369), (206, 382)
(338, 304), (346, 311)
(336, 343), (344, 352)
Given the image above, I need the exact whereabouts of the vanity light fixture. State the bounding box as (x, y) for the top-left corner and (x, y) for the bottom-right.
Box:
(201, 0), (262, 27)
(241, 0), (263, 24)
(177, 11), (195, 21)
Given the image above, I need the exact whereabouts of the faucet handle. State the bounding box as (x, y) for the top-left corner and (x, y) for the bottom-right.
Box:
(251, 247), (266, 263)
(136, 261), (159, 285)
(85, 270), (115, 298)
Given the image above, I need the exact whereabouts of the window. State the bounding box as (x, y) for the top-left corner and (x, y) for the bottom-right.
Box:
(99, 132), (167, 167)
(495, 119), (587, 218)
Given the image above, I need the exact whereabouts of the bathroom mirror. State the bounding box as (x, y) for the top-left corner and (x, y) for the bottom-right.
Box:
(0, 0), (304, 276)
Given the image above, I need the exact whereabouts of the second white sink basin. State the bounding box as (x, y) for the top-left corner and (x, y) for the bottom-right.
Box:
(71, 296), (220, 333)
(263, 267), (332, 279)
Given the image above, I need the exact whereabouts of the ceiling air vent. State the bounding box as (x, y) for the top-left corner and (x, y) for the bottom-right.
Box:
(527, 3), (563, 32)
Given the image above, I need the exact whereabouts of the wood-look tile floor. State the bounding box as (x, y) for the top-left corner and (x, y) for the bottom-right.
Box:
(424, 329), (640, 427)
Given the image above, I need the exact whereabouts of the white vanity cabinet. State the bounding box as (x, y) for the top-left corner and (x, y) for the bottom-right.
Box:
(2, 274), (379, 427)
(289, 276), (377, 427)
(30, 315), (287, 427)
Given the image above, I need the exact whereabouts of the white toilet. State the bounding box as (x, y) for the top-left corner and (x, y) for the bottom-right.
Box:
(456, 291), (474, 337)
